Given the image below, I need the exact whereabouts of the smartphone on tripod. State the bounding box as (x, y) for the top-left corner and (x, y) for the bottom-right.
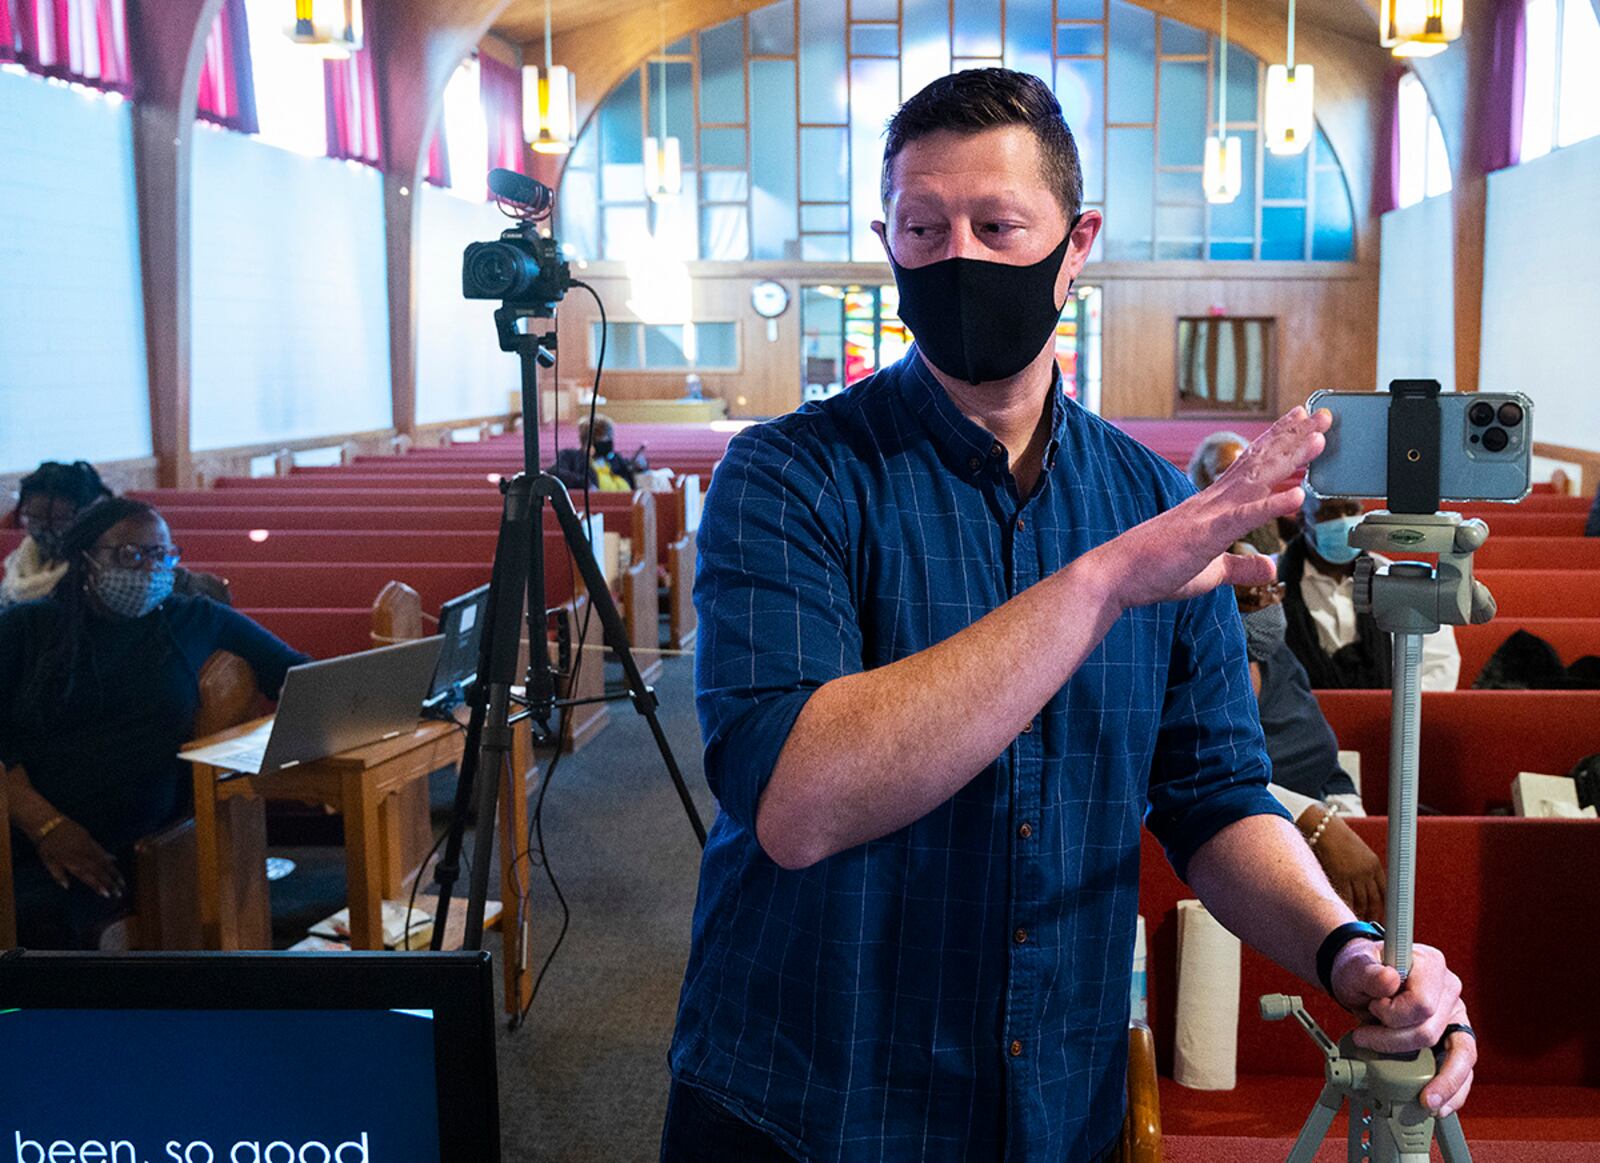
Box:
(1307, 389), (1534, 502)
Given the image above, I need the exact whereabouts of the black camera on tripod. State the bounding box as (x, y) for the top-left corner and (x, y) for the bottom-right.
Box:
(462, 225), (570, 312)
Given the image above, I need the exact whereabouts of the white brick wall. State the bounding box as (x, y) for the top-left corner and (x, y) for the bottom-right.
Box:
(0, 69), (152, 472)
(414, 185), (520, 424)
(189, 124), (392, 451)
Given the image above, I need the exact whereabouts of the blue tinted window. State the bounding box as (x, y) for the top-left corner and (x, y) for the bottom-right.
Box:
(1055, 58), (1104, 204)
(1156, 169), (1204, 205)
(647, 61), (697, 164)
(1161, 18), (1208, 54)
(900, 0), (951, 98)
(1156, 204), (1204, 258)
(852, 0), (898, 16)
(801, 125), (848, 201)
(851, 24), (899, 55)
(749, 0), (794, 54)
(802, 235), (852, 260)
(1058, 0), (1103, 17)
(1005, 0), (1053, 82)
(1208, 129), (1256, 240)
(851, 56), (900, 259)
(645, 324), (691, 369)
(1261, 205), (1306, 259)
(692, 322), (740, 367)
(1105, 126), (1154, 260)
(952, 0), (1003, 57)
(1208, 240), (1253, 260)
(1158, 61), (1206, 166)
(700, 19), (746, 123)
(1215, 42), (1257, 127)
(702, 169), (750, 200)
(1311, 166), (1355, 260)
(799, 0), (847, 123)
(600, 71), (642, 168)
(1107, 0), (1156, 123)
(702, 126), (747, 169)
(801, 203), (850, 231)
(1056, 24), (1104, 55)
(750, 58), (799, 258)
(701, 204), (751, 260)
(1263, 147), (1308, 200)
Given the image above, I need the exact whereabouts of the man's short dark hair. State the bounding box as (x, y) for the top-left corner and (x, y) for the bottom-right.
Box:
(881, 68), (1083, 220)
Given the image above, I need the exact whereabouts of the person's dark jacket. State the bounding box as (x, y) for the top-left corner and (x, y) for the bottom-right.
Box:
(1278, 535), (1392, 689)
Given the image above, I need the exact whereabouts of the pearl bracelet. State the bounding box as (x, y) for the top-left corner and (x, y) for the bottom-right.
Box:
(1307, 803), (1338, 850)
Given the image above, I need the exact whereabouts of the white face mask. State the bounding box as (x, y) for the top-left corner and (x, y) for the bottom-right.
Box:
(1307, 514), (1361, 565)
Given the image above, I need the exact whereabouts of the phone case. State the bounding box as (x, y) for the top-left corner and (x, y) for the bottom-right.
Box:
(1306, 390), (1533, 503)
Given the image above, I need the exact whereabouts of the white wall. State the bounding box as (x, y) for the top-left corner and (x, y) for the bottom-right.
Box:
(189, 125), (392, 451)
(414, 186), (520, 425)
(1376, 194), (1456, 393)
(1480, 137), (1600, 453)
(0, 70), (152, 472)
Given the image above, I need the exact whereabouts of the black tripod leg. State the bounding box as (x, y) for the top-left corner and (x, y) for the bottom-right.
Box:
(432, 475), (537, 951)
(537, 477), (708, 846)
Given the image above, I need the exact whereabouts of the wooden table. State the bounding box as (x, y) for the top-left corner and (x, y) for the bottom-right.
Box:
(185, 716), (536, 1012)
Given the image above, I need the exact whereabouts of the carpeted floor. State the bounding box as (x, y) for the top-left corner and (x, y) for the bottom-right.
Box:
(265, 653), (713, 1162)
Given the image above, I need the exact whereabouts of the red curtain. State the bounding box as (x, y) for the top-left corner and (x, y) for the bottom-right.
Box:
(1371, 64), (1405, 217)
(325, 45), (383, 166)
(1, 0), (131, 91)
(1480, 0), (1526, 173)
(478, 53), (525, 175)
(196, 0), (258, 134)
(425, 127), (451, 187)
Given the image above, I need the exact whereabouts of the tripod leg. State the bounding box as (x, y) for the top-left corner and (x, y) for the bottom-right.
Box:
(1435, 1113), (1473, 1163)
(1284, 1084), (1343, 1163)
(538, 478), (709, 847)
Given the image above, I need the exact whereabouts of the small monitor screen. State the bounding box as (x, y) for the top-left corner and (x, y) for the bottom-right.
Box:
(2, 1009), (440, 1160)
(427, 584), (490, 706)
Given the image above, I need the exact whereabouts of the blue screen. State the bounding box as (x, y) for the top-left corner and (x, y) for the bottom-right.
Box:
(0, 1009), (441, 1162)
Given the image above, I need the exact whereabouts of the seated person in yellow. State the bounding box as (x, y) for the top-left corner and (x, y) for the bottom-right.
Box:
(1, 460), (113, 611)
(551, 414), (642, 493)
(0, 498), (309, 948)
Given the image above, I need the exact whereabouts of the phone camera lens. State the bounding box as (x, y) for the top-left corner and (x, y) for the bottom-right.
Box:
(1497, 402), (1524, 427)
(1469, 401), (1495, 427)
(1483, 427), (1510, 452)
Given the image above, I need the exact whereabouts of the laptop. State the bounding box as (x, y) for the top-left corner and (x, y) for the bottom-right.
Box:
(0, 951), (500, 1161)
(424, 584), (490, 712)
(181, 636), (444, 774)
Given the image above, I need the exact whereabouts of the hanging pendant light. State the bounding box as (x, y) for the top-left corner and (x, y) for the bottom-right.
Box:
(1379, 0), (1462, 57)
(523, 0), (578, 154)
(287, 0), (362, 58)
(1265, 0), (1314, 155)
(1203, 0), (1243, 204)
(645, 0), (683, 202)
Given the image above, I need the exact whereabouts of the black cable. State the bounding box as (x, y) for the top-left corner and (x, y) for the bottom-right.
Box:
(402, 718), (468, 950)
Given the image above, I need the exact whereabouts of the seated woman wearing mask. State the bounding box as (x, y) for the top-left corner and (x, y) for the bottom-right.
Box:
(0, 499), (309, 948)
(1235, 551), (1384, 922)
(2, 460), (113, 610)
(1279, 494), (1460, 691)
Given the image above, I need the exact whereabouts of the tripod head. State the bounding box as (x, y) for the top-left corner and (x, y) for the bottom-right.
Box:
(1350, 512), (1497, 636)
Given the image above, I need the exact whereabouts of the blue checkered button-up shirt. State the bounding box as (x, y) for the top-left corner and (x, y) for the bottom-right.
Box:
(673, 350), (1288, 1161)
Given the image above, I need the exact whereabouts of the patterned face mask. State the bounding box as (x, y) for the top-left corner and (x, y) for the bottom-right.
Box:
(86, 559), (175, 619)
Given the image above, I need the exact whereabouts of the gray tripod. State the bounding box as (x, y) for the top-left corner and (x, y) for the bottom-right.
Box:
(1263, 509), (1495, 1163)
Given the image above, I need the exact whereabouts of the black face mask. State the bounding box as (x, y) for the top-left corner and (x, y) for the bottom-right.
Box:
(592, 438), (615, 459)
(887, 229), (1074, 386)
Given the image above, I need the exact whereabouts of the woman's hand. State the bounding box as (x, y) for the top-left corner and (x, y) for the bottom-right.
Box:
(35, 818), (125, 899)
(1312, 813), (1386, 922)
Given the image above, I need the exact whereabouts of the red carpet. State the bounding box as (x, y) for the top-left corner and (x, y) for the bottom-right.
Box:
(1165, 1135), (1599, 1161)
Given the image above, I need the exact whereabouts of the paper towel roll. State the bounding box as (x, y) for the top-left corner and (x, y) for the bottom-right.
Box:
(1173, 899), (1242, 1090)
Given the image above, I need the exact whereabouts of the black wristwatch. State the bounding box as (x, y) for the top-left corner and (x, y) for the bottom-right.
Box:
(1317, 920), (1385, 999)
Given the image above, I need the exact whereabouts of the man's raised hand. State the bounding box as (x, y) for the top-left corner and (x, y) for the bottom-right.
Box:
(1088, 406), (1330, 611)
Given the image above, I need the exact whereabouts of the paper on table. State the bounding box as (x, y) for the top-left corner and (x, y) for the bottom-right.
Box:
(178, 718), (274, 767)
(1174, 898), (1242, 1091)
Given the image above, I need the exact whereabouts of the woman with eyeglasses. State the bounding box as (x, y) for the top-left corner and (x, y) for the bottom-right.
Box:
(0, 498), (309, 948)
(2, 460), (113, 611)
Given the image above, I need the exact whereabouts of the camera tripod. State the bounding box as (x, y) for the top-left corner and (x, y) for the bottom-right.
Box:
(1263, 383), (1496, 1162)
(428, 303), (708, 957)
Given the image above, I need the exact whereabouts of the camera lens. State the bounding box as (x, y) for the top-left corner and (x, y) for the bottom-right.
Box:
(1497, 402), (1524, 427)
(1483, 427), (1509, 452)
(1469, 401), (1495, 427)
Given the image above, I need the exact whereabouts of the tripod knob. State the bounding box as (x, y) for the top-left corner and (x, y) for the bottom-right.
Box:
(1353, 556), (1376, 614)
(1470, 579), (1497, 624)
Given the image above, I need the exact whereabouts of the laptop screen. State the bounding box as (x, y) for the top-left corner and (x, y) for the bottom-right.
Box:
(427, 584), (490, 707)
(0, 952), (499, 1162)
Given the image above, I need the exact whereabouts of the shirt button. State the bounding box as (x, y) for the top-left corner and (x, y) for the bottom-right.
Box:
(1018, 823), (1033, 839)
(968, 457), (981, 473)
(1021, 721), (1033, 734)
(1009, 1039), (1024, 1057)
(1015, 516), (1025, 532)
(990, 442), (1004, 458)
(1014, 928), (1028, 944)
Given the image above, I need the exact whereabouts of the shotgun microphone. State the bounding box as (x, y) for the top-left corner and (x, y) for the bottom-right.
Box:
(488, 168), (555, 218)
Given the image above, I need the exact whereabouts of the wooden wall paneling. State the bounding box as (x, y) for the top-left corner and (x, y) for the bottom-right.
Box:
(125, 0), (226, 488)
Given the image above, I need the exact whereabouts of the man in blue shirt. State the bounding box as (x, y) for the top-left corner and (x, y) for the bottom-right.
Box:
(666, 68), (1475, 1161)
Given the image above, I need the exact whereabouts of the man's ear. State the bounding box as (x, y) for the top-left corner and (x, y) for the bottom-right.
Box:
(872, 220), (891, 262)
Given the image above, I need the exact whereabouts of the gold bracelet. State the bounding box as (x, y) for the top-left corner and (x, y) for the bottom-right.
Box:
(33, 814), (65, 844)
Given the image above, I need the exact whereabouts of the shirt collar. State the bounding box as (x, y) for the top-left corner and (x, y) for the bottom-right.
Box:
(894, 345), (1071, 481)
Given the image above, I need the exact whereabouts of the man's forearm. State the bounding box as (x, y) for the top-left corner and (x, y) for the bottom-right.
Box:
(1184, 812), (1354, 986)
(756, 554), (1124, 869)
